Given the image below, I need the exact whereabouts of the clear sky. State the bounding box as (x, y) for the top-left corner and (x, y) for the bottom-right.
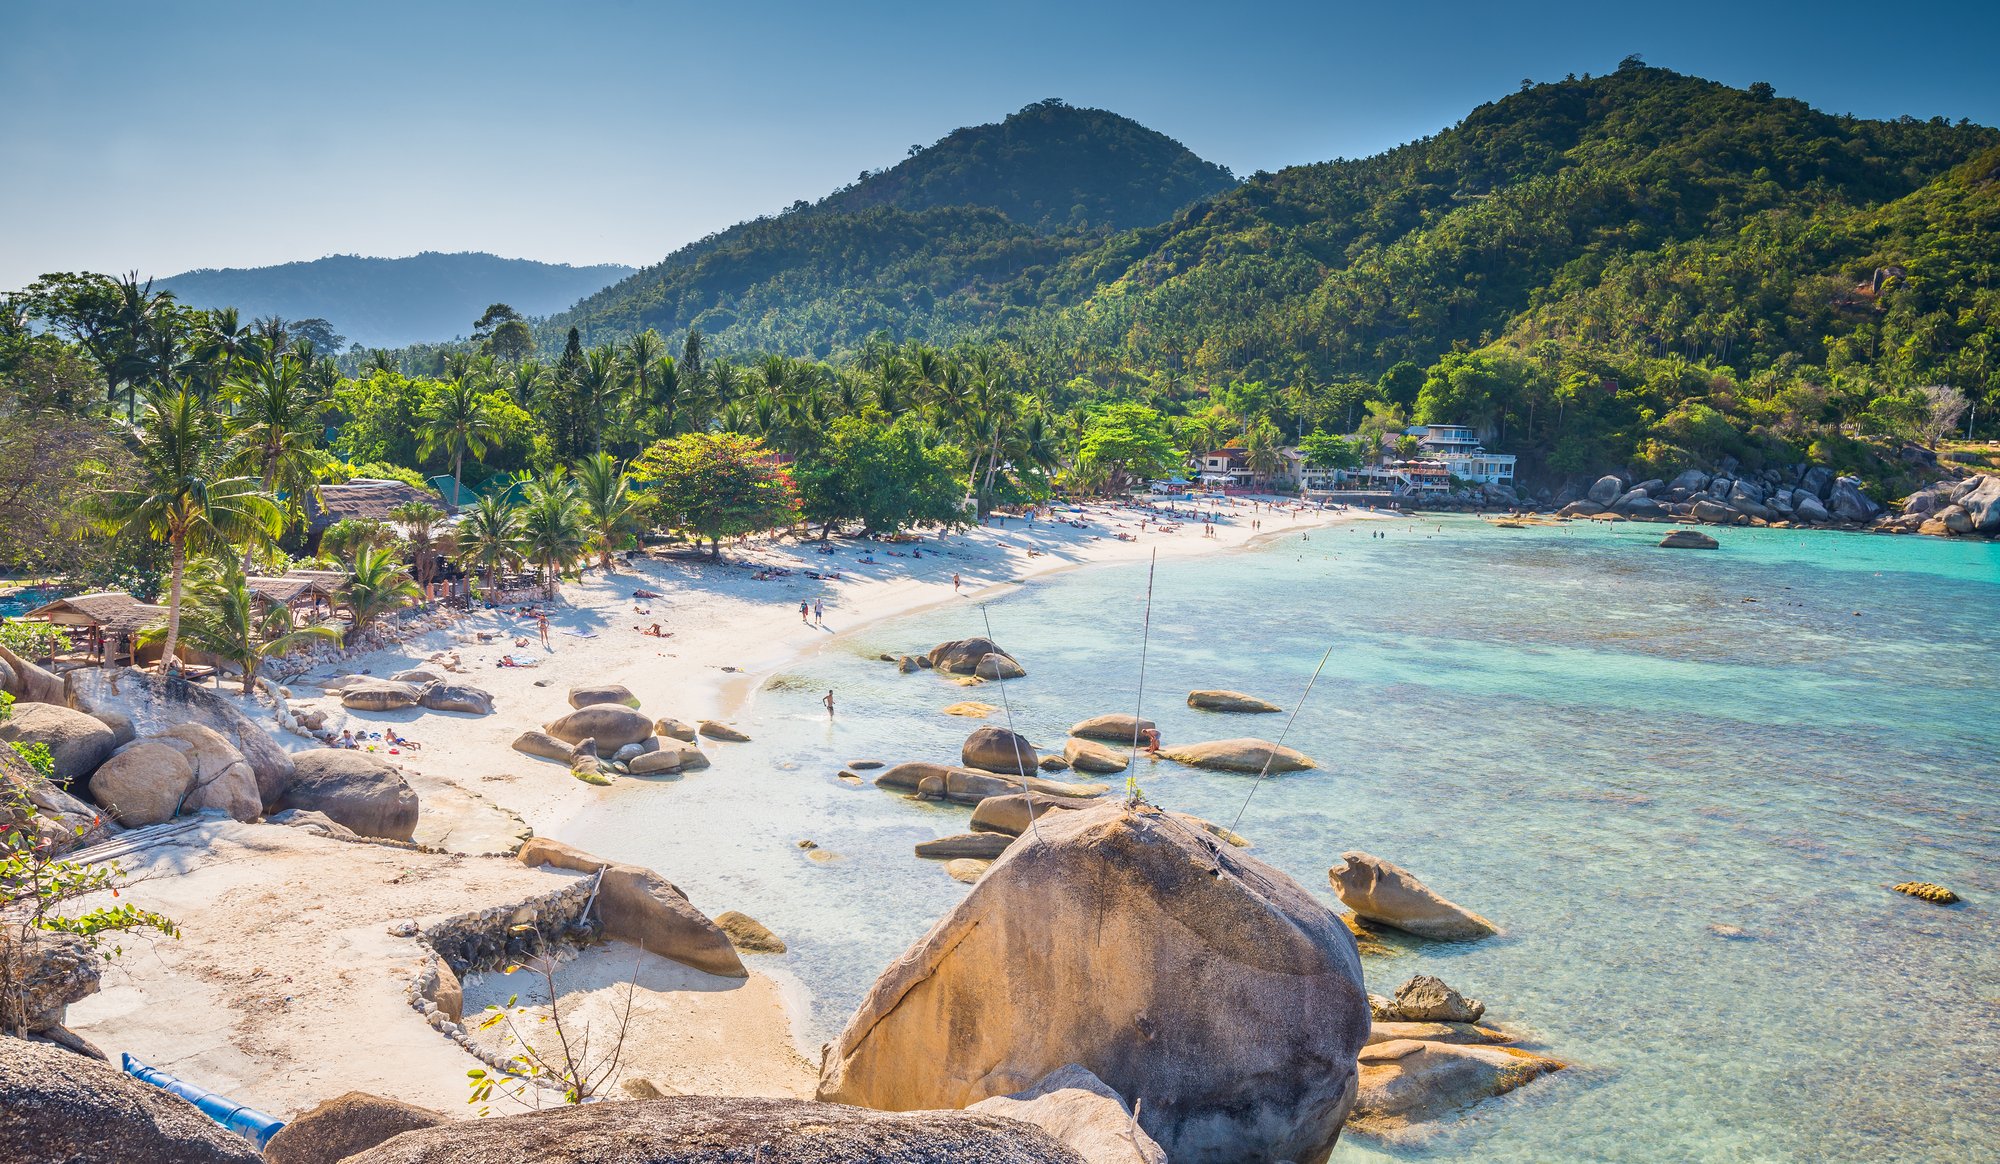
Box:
(4, 0), (1997, 290)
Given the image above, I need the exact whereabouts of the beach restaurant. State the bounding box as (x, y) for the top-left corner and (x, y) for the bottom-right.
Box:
(17, 590), (167, 668)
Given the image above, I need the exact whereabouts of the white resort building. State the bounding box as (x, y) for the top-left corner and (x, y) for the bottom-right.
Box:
(1410, 424), (1516, 486)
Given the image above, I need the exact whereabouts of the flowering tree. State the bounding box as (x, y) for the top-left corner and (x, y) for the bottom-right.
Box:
(629, 433), (799, 558)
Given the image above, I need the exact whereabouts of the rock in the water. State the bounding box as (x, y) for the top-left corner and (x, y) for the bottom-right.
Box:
(629, 741), (710, 776)
(655, 717), (698, 742)
(1347, 1041), (1563, 1135)
(946, 857), (992, 883)
(1892, 881), (1959, 905)
(569, 684), (640, 709)
(0, 702), (115, 782)
(1375, 975), (1485, 1023)
(340, 678), (423, 711)
(942, 701), (997, 718)
(1069, 714), (1155, 743)
(715, 910), (787, 954)
(264, 1092), (446, 1164)
(1658, 529), (1719, 549)
(1037, 754), (1071, 772)
(1062, 737), (1130, 774)
(518, 837), (745, 977)
(817, 801), (1371, 1164)
(1366, 1021), (1510, 1046)
(916, 832), (1015, 860)
(964, 726), (1039, 775)
(88, 740), (195, 826)
(1329, 851), (1497, 942)
(341, 1095), (1085, 1164)
(545, 704), (655, 749)
(278, 749), (420, 840)
(847, 759), (885, 770)
(697, 719), (750, 742)
(152, 723), (262, 822)
(1159, 738), (1314, 774)
(67, 667), (295, 809)
(945, 768), (1105, 806)
(969, 1063), (1168, 1164)
(0, 1035), (263, 1162)
(419, 683), (494, 715)
(975, 654), (1027, 680)
(930, 637), (1023, 678)
(1186, 690), (1282, 714)
(511, 730), (575, 762)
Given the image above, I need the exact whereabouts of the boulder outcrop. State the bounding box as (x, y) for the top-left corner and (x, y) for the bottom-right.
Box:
(88, 741), (195, 826)
(340, 679), (423, 711)
(1963, 474), (2000, 531)
(1159, 738), (1314, 773)
(0, 639), (67, 705)
(969, 1064), (1168, 1164)
(929, 637), (1023, 678)
(544, 704), (654, 749)
(1372, 975), (1485, 1023)
(964, 726), (1039, 775)
(510, 730), (575, 762)
(0, 702), (115, 782)
(817, 801), (1372, 1164)
(569, 684), (640, 709)
(341, 1096), (1085, 1164)
(66, 667), (295, 809)
(1069, 714), (1154, 743)
(517, 837), (745, 978)
(1347, 1041), (1563, 1135)
(278, 749), (420, 840)
(0, 1035), (263, 1163)
(419, 683), (494, 715)
(151, 723), (262, 822)
(1187, 690), (1282, 714)
(263, 1092), (447, 1164)
(1329, 852), (1496, 941)
(1062, 737), (1129, 774)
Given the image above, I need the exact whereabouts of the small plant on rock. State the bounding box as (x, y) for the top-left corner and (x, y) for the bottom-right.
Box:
(465, 925), (637, 1114)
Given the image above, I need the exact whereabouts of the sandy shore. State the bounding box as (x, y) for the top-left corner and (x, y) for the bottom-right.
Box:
(67, 497), (1371, 1117)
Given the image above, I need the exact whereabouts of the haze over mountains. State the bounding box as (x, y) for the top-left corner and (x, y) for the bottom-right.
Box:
(156, 253), (635, 349)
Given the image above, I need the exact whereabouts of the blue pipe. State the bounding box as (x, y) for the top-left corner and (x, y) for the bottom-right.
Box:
(121, 1054), (286, 1149)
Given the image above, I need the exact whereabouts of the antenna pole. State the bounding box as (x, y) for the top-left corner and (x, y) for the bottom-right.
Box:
(1227, 642), (1334, 837)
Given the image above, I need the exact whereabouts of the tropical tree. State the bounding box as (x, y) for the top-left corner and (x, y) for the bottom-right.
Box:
(1075, 402), (1180, 492)
(389, 501), (449, 590)
(319, 518), (398, 562)
(456, 492), (525, 589)
(420, 375), (500, 488)
(341, 545), (422, 632)
(144, 559), (342, 694)
(519, 471), (590, 598)
(228, 355), (329, 549)
(94, 389), (281, 675)
(573, 453), (640, 571)
(629, 433), (799, 558)
(1243, 420), (1287, 484)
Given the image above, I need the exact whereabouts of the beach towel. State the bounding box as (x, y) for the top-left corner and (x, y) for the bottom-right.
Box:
(499, 654), (541, 667)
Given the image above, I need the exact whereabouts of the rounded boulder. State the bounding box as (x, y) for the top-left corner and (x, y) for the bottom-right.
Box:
(963, 727), (1039, 775)
(0, 702), (116, 782)
(1186, 690), (1282, 714)
(1159, 737), (1315, 773)
(544, 704), (654, 750)
(88, 741), (194, 827)
(569, 684), (640, 709)
(278, 749), (420, 840)
(1062, 737), (1129, 775)
(264, 1092), (446, 1164)
(340, 679), (423, 711)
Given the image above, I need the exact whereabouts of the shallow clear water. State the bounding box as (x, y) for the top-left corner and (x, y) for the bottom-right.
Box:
(566, 518), (2000, 1162)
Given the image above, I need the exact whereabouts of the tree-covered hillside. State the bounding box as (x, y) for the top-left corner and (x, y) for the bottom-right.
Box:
(159, 253), (635, 349)
(546, 101), (1234, 355)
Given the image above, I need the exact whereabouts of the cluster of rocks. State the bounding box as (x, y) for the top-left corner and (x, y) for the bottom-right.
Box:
(262, 605), (467, 684)
(510, 683), (740, 786)
(885, 636), (1026, 681)
(1560, 463), (1883, 527)
(1900, 474), (2000, 537)
(0, 665), (421, 843)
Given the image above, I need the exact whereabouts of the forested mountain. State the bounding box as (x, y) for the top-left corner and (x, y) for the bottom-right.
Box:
(159, 253), (634, 349)
(546, 101), (1235, 356)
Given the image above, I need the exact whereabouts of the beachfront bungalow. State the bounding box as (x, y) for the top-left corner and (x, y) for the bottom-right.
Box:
(306, 479), (449, 551)
(1410, 424), (1517, 486)
(246, 575), (338, 624)
(19, 590), (167, 667)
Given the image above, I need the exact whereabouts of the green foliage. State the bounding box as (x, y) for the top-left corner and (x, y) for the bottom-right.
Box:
(340, 545), (421, 631)
(0, 621), (66, 660)
(1299, 432), (1363, 470)
(9, 742), (53, 781)
(518, 470), (592, 597)
(140, 557), (342, 692)
(630, 433), (800, 557)
(795, 415), (967, 535)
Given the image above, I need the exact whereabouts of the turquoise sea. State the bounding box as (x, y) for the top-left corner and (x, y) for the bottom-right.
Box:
(567, 517), (1999, 1163)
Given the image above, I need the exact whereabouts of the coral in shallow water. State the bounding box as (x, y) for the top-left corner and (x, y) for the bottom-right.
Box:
(1892, 881), (1959, 905)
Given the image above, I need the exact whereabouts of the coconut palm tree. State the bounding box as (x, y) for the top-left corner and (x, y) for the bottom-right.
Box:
(146, 558), (342, 694)
(574, 453), (639, 571)
(95, 388), (282, 676)
(519, 471), (589, 599)
(419, 376), (499, 490)
(1244, 421), (1287, 486)
(455, 492), (525, 590)
(228, 355), (329, 561)
(341, 545), (422, 633)
(389, 501), (449, 591)
(576, 347), (622, 455)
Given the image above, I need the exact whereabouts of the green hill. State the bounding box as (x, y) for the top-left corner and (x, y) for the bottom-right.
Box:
(160, 252), (635, 349)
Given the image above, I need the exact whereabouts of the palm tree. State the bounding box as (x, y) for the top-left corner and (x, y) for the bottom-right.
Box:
(419, 376), (499, 490)
(389, 501), (449, 591)
(196, 306), (255, 400)
(574, 453), (639, 571)
(341, 545), (422, 633)
(519, 471), (589, 599)
(228, 355), (329, 562)
(1244, 421), (1287, 487)
(95, 388), (281, 675)
(319, 518), (397, 562)
(146, 558), (341, 694)
(456, 492), (525, 590)
(576, 347), (622, 454)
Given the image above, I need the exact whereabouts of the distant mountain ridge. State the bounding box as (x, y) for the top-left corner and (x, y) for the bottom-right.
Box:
(159, 252), (635, 349)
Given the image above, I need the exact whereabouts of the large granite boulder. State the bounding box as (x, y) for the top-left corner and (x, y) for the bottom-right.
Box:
(1159, 738), (1314, 774)
(817, 801), (1372, 1164)
(1347, 1040), (1563, 1135)
(151, 723), (261, 822)
(66, 667), (295, 809)
(1330, 852), (1496, 941)
(1586, 475), (1623, 504)
(1793, 492), (1832, 523)
(419, 683), (494, 715)
(510, 730), (575, 762)
(264, 1092), (447, 1164)
(517, 838), (744, 978)
(970, 1064), (1167, 1164)
(1069, 714), (1154, 743)
(929, 637), (1023, 678)
(964, 727), (1039, 775)
(1664, 469), (1710, 498)
(0, 1035), (263, 1163)
(278, 750), (419, 840)
(545, 704), (654, 749)
(3, 748), (119, 852)
(1690, 500), (1740, 524)
(1829, 476), (1883, 522)
(0, 702), (115, 782)
(1800, 465), (1835, 499)
(90, 741), (195, 826)
(1187, 690), (1282, 713)
(1658, 529), (1719, 549)
(569, 684), (640, 709)
(340, 679), (423, 711)
(1063, 737), (1130, 774)
(970, 793), (1092, 836)
(343, 1096), (1084, 1164)
(1962, 474), (2000, 532)
(0, 640), (66, 705)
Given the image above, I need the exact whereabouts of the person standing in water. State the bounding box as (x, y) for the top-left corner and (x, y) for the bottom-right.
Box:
(822, 690), (835, 717)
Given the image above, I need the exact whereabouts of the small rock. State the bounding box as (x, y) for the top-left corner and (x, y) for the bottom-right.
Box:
(942, 701), (997, 718)
(715, 910), (786, 954)
(1187, 690), (1283, 713)
(946, 858), (992, 883)
(846, 759), (885, 770)
(698, 720), (750, 742)
(1659, 529), (1720, 549)
(1379, 975), (1485, 1024)
(1893, 881), (1959, 905)
(796, 839), (818, 850)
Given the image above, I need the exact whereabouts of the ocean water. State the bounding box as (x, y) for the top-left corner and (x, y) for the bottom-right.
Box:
(566, 517), (2000, 1162)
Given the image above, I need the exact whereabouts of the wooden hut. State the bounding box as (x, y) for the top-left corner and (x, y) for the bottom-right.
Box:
(246, 575), (337, 624)
(21, 591), (167, 667)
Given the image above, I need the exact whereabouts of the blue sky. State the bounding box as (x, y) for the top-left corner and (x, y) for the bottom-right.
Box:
(3, 0), (1996, 289)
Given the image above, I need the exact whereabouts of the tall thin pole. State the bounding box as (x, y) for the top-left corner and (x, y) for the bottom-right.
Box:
(1127, 549), (1158, 806)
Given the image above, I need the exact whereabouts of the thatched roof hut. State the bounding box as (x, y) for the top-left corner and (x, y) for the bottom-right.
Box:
(23, 591), (166, 637)
(309, 480), (446, 532)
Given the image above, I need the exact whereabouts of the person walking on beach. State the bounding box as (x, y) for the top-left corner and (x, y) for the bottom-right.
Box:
(799, 600), (811, 624)
(536, 614), (551, 649)
(822, 689), (835, 717)
(952, 573), (962, 592)
(813, 598), (825, 626)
